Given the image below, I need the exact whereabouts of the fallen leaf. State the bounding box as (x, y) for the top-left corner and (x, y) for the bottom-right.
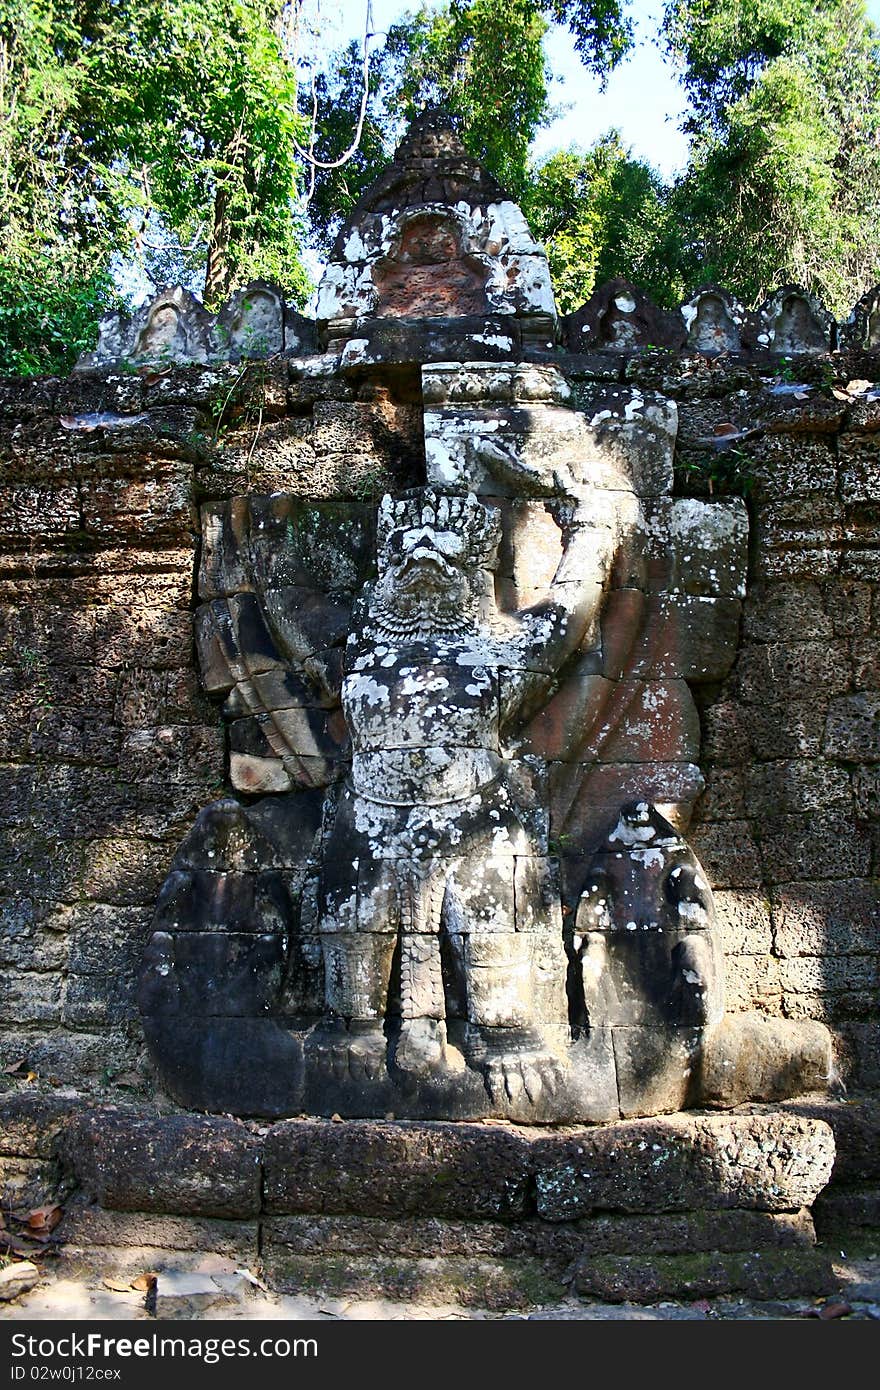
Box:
(102, 1276), (135, 1293)
(130, 1272), (157, 1292)
(846, 379), (872, 394)
(24, 1071), (38, 1084)
(1, 1233), (38, 1258)
(818, 1301), (852, 1320)
(793, 390), (810, 400)
(831, 388), (852, 401)
(3, 1059), (26, 1074)
(26, 1205), (62, 1235)
(713, 422), (738, 436)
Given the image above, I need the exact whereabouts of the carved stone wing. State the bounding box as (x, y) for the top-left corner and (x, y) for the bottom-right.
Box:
(194, 495), (376, 794)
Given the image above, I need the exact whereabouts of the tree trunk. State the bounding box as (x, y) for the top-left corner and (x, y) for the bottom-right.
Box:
(204, 185), (232, 306)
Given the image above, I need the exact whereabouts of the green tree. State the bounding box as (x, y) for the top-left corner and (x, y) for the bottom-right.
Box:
(523, 135), (683, 311)
(0, 0), (312, 374)
(664, 0), (880, 310)
(304, 0), (635, 248)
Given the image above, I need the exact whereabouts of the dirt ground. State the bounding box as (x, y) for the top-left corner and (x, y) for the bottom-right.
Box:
(3, 1246), (880, 1322)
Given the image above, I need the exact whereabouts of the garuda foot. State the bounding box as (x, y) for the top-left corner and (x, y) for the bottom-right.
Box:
(391, 1018), (465, 1082)
(309, 1019), (387, 1083)
(468, 1028), (566, 1106)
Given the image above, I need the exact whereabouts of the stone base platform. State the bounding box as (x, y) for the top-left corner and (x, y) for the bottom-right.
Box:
(23, 1100), (850, 1304)
(5, 1092), (879, 1307)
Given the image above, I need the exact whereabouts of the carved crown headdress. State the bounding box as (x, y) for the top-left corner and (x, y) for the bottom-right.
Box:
(377, 489), (501, 568)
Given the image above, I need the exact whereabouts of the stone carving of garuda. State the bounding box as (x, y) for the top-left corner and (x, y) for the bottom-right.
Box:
(316, 483), (607, 1104)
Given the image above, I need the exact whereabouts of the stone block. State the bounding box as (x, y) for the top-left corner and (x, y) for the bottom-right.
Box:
(734, 641), (850, 706)
(753, 496), (844, 554)
(754, 545), (841, 582)
(63, 972), (138, 1027)
(853, 638), (880, 690)
(698, 1013), (833, 1107)
(722, 954), (782, 1014)
(697, 766), (747, 822)
(776, 955), (878, 995)
(573, 1247), (836, 1303)
(824, 693), (880, 762)
(838, 434), (879, 504)
(58, 1201), (260, 1260)
(93, 606), (193, 671)
(759, 811), (872, 883)
(64, 1107), (262, 1217)
(741, 582), (831, 643)
(745, 759), (852, 816)
(688, 822), (763, 888)
(261, 1249), (564, 1308)
(813, 1185), (880, 1238)
(744, 698), (833, 762)
(0, 1092), (90, 1158)
(714, 890), (774, 956)
(780, 1096), (880, 1184)
(834, 1021), (880, 1089)
(0, 971), (63, 1025)
(0, 1026), (143, 1085)
(748, 435), (837, 498)
(263, 1119), (531, 1218)
(119, 725), (224, 790)
(632, 596), (742, 682)
(772, 879), (880, 957)
(83, 838), (176, 906)
(531, 1112), (835, 1219)
(0, 1154), (63, 1209)
(854, 765), (880, 819)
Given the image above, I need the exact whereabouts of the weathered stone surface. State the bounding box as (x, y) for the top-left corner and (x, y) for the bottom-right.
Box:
(779, 1096), (880, 1184)
(263, 1205), (815, 1266)
(698, 1013), (833, 1107)
(0, 1154), (64, 1208)
(824, 693), (880, 762)
(261, 1249), (565, 1308)
(688, 821), (763, 888)
(772, 879), (880, 956)
(573, 1247), (836, 1303)
(758, 811), (872, 883)
(263, 1119), (531, 1218)
(812, 1185), (880, 1237)
(58, 1200), (259, 1259)
(64, 1108), (262, 1217)
(713, 890), (774, 956)
(0, 1091), (90, 1158)
(531, 1113), (835, 1219)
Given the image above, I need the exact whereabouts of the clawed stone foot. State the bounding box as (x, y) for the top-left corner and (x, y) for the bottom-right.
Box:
(483, 1051), (564, 1107)
(310, 1021), (387, 1083)
(391, 1019), (466, 1082)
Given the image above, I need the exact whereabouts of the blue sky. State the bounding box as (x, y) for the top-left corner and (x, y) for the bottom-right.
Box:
(321, 0), (880, 178)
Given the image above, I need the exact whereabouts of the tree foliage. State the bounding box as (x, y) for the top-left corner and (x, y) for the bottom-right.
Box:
(305, 0), (635, 247)
(523, 136), (685, 312)
(0, 0), (311, 374)
(664, 0), (880, 310)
